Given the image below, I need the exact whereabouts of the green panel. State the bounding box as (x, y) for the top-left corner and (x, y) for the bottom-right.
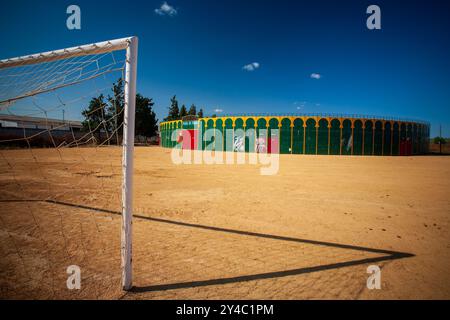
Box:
(407, 123), (413, 154)
(199, 120), (206, 150)
(384, 122), (392, 156)
(205, 119), (215, 150)
(329, 119), (340, 155)
(172, 123), (177, 148)
(234, 118), (245, 152)
(166, 126), (169, 147)
(392, 122), (400, 155)
(342, 119), (352, 155)
(166, 126), (170, 147)
(256, 118), (267, 153)
(418, 125), (424, 153)
(224, 118), (233, 152)
(364, 121), (373, 155)
(305, 118), (316, 155)
(166, 124), (171, 148)
(413, 124), (418, 154)
(374, 121), (383, 156)
(317, 119), (329, 155)
(165, 124), (169, 148)
(280, 118), (291, 154)
(215, 119), (224, 152)
(407, 124), (412, 140)
(420, 125), (425, 153)
(268, 118), (279, 153)
(245, 118), (255, 153)
(292, 118), (304, 154)
(353, 120), (363, 155)
(400, 123), (406, 140)
(169, 123), (173, 148)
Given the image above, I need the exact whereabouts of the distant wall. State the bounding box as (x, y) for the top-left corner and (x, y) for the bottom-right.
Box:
(159, 116), (430, 156)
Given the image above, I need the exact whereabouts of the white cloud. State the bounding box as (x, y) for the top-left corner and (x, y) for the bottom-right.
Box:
(242, 62), (260, 72)
(155, 2), (177, 16)
(294, 101), (306, 109)
(310, 73), (322, 79)
(214, 108), (223, 113)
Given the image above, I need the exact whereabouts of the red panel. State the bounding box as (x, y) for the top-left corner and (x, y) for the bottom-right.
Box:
(179, 129), (198, 150)
(406, 139), (412, 156)
(400, 140), (406, 156)
(269, 137), (279, 154)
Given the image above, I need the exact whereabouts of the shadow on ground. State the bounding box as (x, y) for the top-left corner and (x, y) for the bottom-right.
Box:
(1, 199), (415, 294)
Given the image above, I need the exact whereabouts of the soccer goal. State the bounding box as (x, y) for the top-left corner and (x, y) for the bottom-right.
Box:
(0, 37), (138, 291)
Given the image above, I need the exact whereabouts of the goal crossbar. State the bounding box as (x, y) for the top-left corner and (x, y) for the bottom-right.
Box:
(0, 37), (133, 69)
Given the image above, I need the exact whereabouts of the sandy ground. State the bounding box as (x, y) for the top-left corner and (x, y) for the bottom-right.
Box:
(0, 146), (449, 299)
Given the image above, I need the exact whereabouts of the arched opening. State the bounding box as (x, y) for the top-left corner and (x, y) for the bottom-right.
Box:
(413, 124), (418, 154)
(406, 123), (413, 155)
(292, 118), (304, 154)
(364, 120), (373, 155)
(224, 118), (233, 152)
(280, 118), (291, 154)
(400, 123), (406, 156)
(234, 118), (245, 152)
(215, 119), (224, 152)
(256, 118), (267, 153)
(245, 118), (256, 153)
(374, 121), (383, 156)
(268, 118), (279, 154)
(384, 122), (392, 156)
(317, 119), (329, 155)
(305, 118), (316, 155)
(342, 119), (352, 155)
(330, 119), (340, 155)
(353, 120), (363, 155)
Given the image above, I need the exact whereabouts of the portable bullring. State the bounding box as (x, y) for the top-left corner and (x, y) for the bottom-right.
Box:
(160, 114), (430, 156)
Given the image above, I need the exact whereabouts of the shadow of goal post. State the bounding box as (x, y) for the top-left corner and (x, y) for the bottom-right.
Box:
(0, 37), (139, 291)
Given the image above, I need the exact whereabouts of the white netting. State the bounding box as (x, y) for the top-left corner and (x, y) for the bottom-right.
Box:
(0, 40), (131, 298)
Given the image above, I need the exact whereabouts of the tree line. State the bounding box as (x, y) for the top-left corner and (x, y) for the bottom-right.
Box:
(81, 78), (159, 140)
(164, 95), (204, 121)
(81, 82), (207, 143)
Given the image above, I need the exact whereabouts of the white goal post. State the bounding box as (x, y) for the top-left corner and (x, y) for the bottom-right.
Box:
(0, 37), (138, 291)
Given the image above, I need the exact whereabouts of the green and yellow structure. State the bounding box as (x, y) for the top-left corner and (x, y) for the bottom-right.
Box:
(160, 114), (430, 156)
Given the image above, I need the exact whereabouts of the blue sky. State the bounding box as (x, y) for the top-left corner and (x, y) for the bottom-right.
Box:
(1, 0), (449, 136)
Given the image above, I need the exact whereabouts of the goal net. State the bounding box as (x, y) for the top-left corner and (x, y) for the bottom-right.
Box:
(0, 37), (138, 296)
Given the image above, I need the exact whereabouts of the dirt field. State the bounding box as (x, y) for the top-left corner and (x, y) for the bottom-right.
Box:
(0, 146), (449, 299)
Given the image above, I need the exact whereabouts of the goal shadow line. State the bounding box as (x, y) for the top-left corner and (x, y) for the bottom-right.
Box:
(0, 199), (415, 293)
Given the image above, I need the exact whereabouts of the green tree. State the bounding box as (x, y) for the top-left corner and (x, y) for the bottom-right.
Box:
(188, 104), (197, 116)
(135, 94), (158, 137)
(434, 136), (447, 154)
(82, 78), (159, 144)
(107, 78), (125, 141)
(165, 95), (180, 121)
(433, 136), (447, 145)
(180, 104), (188, 118)
(197, 108), (204, 118)
(81, 94), (108, 142)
